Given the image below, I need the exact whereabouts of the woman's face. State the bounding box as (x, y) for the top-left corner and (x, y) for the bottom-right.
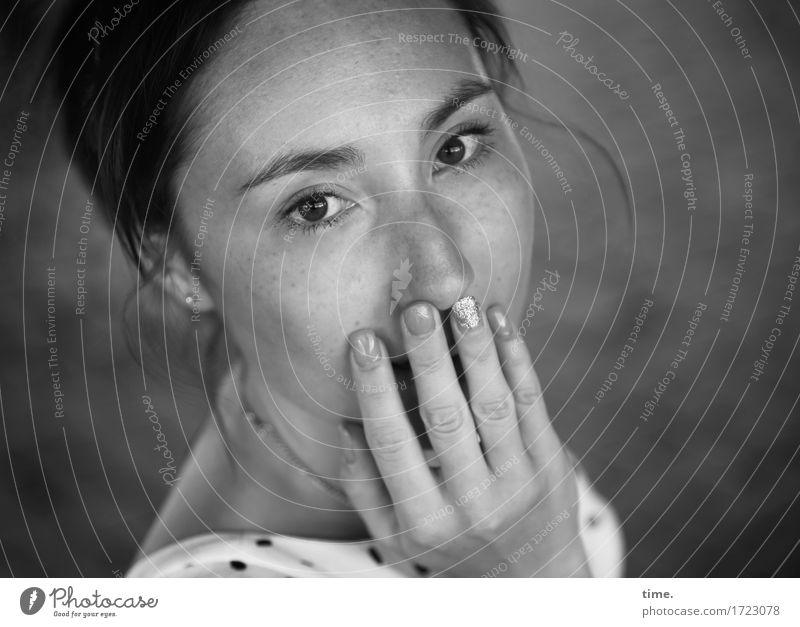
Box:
(175, 0), (535, 422)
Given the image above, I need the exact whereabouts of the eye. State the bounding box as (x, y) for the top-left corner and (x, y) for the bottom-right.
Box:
(437, 135), (479, 165)
(284, 188), (356, 230)
(433, 122), (495, 174)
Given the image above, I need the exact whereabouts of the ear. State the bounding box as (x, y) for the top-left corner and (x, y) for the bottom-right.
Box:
(160, 249), (215, 313)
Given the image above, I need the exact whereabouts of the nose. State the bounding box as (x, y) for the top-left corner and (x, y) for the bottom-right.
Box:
(383, 191), (476, 314)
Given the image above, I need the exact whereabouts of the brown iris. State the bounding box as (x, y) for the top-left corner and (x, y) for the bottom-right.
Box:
(298, 192), (329, 222)
(437, 136), (466, 165)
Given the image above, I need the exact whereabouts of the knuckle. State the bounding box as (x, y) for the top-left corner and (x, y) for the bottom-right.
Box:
(367, 426), (413, 460)
(460, 339), (495, 365)
(411, 351), (447, 373)
(505, 338), (528, 362)
(473, 396), (514, 423)
(407, 524), (450, 549)
(471, 514), (505, 540)
(514, 385), (541, 409)
(474, 343), (495, 364)
(421, 404), (467, 436)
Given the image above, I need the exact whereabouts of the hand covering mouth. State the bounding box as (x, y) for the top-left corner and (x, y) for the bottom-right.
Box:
(390, 323), (468, 465)
(388, 305), (459, 368)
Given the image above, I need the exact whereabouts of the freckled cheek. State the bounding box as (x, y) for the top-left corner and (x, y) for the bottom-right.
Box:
(243, 249), (369, 375)
(460, 168), (533, 303)
(493, 159), (534, 244)
(470, 184), (532, 260)
(504, 188), (534, 251)
(207, 234), (296, 357)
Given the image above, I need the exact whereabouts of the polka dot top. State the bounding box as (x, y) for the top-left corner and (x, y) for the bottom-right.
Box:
(126, 468), (625, 577)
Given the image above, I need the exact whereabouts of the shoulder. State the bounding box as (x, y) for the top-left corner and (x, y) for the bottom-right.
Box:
(126, 531), (408, 578)
(573, 463), (626, 577)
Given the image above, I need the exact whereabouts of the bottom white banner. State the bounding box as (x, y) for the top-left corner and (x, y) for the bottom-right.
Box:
(1, 578), (797, 626)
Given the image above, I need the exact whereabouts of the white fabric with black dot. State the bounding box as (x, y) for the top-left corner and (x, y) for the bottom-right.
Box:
(127, 469), (625, 577)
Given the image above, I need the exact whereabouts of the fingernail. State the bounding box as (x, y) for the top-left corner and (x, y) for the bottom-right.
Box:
(338, 424), (356, 464)
(352, 331), (382, 368)
(404, 302), (436, 336)
(453, 296), (482, 332)
(488, 308), (513, 337)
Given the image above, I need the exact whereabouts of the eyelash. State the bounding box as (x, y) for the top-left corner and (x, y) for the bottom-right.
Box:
(432, 121), (496, 175)
(278, 121), (496, 235)
(279, 183), (354, 235)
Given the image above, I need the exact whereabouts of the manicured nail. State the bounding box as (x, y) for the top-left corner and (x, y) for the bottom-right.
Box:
(404, 302), (436, 336)
(453, 296), (482, 332)
(488, 308), (513, 337)
(352, 330), (382, 368)
(338, 424), (356, 464)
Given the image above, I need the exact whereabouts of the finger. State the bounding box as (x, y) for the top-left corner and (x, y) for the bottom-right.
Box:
(337, 422), (398, 542)
(451, 297), (527, 471)
(401, 301), (488, 498)
(339, 425), (456, 574)
(349, 329), (443, 522)
(488, 308), (563, 467)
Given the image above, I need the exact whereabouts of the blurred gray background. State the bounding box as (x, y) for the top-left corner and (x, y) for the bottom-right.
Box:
(1, 0), (798, 576)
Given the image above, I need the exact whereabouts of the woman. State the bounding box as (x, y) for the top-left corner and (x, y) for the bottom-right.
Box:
(56, 0), (624, 577)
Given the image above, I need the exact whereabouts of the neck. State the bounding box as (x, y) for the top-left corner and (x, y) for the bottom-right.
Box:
(233, 359), (355, 506)
(139, 363), (368, 557)
(216, 359), (371, 540)
(139, 419), (368, 559)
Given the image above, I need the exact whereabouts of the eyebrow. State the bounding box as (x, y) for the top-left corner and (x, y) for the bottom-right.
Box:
(238, 145), (364, 196)
(237, 78), (495, 196)
(421, 78), (495, 134)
